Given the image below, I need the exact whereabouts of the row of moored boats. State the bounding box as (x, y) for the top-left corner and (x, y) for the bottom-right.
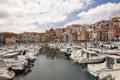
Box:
(0, 44), (43, 80)
(48, 42), (120, 80)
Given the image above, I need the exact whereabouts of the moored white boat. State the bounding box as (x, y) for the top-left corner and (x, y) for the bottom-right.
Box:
(0, 58), (27, 74)
(0, 68), (15, 80)
(0, 60), (15, 79)
(77, 49), (106, 64)
(88, 55), (120, 80)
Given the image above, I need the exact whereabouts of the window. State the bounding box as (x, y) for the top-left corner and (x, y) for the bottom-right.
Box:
(117, 59), (120, 63)
(107, 57), (114, 69)
(87, 53), (89, 58)
(107, 57), (114, 64)
(91, 53), (98, 57)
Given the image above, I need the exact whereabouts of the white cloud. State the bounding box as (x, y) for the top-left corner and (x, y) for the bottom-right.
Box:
(0, 24), (41, 33)
(0, 0), (93, 33)
(66, 2), (120, 26)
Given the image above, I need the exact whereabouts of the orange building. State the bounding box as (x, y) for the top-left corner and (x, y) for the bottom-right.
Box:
(21, 32), (40, 43)
(63, 27), (71, 34)
(111, 17), (120, 27)
(46, 28), (56, 42)
(55, 28), (64, 39)
(69, 24), (83, 42)
(39, 33), (47, 42)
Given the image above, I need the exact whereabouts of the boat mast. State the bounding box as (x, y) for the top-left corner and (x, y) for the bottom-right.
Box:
(109, 16), (112, 43)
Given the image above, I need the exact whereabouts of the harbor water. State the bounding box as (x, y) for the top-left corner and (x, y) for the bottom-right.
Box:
(14, 47), (89, 80)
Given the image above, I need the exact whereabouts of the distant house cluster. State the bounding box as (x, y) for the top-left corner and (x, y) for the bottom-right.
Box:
(42, 13), (120, 43)
(0, 32), (40, 44)
(0, 13), (120, 44)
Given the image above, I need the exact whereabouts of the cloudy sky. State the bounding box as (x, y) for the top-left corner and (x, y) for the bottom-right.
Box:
(0, 0), (120, 33)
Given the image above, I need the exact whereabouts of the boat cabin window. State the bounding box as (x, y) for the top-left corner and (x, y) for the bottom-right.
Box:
(91, 53), (98, 57)
(14, 55), (18, 60)
(116, 59), (120, 63)
(87, 53), (89, 58)
(22, 50), (27, 55)
(107, 57), (115, 69)
(81, 50), (84, 56)
(67, 48), (71, 52)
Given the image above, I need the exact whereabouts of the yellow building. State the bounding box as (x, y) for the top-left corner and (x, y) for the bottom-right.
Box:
(77, 30), (89, 42)
(5, 37), (16, 44)
(0, 32), (16, 44)
(117, 12), (120, 17)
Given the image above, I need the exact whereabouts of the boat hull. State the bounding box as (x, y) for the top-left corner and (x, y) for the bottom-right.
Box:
(0, 70), (15, 80)
(79, 57), (106, 64)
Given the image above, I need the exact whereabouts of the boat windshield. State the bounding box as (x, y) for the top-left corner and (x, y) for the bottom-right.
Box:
(116, 59), (120, 63)
(107, 57), (114, 69)
(91, 53), (98, 57)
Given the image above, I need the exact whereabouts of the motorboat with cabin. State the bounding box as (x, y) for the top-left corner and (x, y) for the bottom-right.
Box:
(88, 55), (120, 80)
(77, 49), (106, 64)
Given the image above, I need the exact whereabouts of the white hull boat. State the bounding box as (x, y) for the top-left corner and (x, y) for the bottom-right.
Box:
(88, 55), (120, 80)
(0, 60), (15, 79)
(0, 68), (15, 80)
(77, 49), (106, 64)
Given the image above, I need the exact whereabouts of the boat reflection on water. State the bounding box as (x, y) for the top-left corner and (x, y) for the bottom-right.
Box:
(13, 68), (32, 80)
(40, 47), (62, 59)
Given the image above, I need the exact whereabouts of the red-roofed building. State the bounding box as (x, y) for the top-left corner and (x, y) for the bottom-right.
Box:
(111, 17), (120, 27)
(46, 28), (56, 42)
(39, 33), (47, 42)
(112, 26), (120, 40)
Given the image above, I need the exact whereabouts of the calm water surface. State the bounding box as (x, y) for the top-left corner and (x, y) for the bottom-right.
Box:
(14, 47), (89, 80)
